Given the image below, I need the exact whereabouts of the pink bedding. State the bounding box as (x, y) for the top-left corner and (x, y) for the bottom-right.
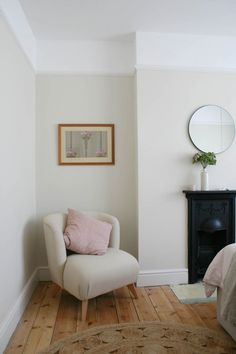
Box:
(203, 243), (236, 297)
(203, 243), (236, 328)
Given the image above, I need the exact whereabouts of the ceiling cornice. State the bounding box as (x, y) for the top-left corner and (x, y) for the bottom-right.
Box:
(136, 32), (236, 72)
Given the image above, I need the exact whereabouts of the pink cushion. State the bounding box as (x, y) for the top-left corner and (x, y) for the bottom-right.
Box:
(63, 209), (112, 255)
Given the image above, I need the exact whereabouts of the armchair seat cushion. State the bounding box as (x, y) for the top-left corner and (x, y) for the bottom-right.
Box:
(63, 248), (139, 300)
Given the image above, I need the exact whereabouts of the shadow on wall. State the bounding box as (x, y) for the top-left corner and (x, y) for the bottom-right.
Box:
(22, 218), (38, 285)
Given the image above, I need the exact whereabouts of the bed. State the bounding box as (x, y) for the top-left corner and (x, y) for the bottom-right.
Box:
(203, 243), (236, 341)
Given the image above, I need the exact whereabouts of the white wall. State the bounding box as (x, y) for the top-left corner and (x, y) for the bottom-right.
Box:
(36, 74), (137, 265)
(136, 68), (236, 286)
(0, 16), (36, 351)
(136, 32), (236, 72)
(37, 40), (134, 75)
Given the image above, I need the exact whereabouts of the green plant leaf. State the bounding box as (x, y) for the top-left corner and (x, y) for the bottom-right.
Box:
(192, 152), (216, 169)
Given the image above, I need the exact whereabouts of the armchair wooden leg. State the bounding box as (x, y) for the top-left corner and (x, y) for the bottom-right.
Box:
(81, 300), (88, 321)
(128, 284), (138, 299)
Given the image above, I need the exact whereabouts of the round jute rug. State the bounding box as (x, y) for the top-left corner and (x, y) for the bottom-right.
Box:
(39, 321), (236, 354)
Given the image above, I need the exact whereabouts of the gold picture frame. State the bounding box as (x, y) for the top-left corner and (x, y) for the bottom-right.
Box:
(58, 124), (115, 165)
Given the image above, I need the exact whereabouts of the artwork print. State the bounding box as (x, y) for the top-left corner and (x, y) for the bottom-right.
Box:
(58, 124), (115, 165)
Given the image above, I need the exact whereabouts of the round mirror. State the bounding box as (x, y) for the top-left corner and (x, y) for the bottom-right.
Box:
(189, 105), (235, 153)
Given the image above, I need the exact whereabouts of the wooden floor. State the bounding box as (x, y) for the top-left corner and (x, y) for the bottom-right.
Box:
(5, 281), (226, 353)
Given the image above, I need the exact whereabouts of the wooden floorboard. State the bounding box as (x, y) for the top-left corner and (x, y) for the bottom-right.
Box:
(22, 283), (61, 354)
(5, 283), (48, 354)
(114, 287), (139, 323)
(4, 281), (227, 353)
(132, 287), (159, 322)
(51, 290), (78, 343)
(148, 286), (182, 323)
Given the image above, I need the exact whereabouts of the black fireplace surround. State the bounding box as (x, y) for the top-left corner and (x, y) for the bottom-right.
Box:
(184, 190), (236, 283)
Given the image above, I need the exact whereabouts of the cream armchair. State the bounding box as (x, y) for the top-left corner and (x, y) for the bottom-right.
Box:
(43, 212), (139, 320)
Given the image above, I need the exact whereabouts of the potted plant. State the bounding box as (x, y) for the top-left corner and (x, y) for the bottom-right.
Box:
(192, 152), (216, 170)
(192, 152), (216, 190)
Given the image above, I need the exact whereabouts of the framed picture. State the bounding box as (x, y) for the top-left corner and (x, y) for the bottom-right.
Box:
(58, 124), (115, 165)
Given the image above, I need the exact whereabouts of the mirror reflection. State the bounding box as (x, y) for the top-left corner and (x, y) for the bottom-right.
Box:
(189, 105), (235, 153)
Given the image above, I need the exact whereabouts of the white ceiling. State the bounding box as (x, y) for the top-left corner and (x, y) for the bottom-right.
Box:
(19, 0), (236, 41)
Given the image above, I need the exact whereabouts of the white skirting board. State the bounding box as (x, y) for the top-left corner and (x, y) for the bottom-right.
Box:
(0, 267), (50, 353)
(137, 268), (188, 287)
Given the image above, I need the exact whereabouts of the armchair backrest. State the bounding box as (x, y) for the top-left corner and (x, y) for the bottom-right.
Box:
(43, 211), (120, 288)
(86, 212), (120, 249)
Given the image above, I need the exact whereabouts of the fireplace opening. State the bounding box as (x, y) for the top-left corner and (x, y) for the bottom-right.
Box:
(196, 217), (226, 278)
(197, 229), (226, 277)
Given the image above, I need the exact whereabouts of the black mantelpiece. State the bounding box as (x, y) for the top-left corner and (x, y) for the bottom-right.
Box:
(183, 190), (236, 283)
